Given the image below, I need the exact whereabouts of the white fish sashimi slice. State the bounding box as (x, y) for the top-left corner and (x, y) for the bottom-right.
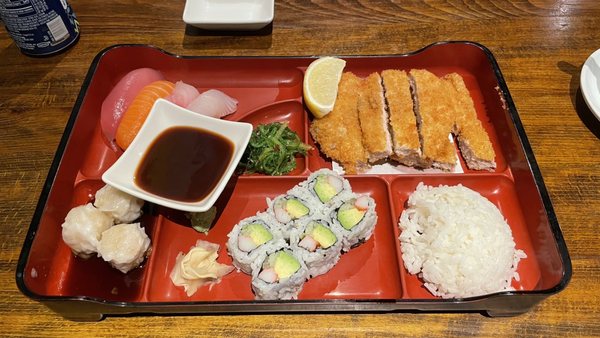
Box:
(166, 81), (200, 108)
(186, 89), (238, 118)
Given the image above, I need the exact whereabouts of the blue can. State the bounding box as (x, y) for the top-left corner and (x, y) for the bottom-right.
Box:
(0, 0), (79, 56)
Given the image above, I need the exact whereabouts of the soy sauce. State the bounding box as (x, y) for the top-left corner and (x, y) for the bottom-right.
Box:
(135, 126), (234, 202)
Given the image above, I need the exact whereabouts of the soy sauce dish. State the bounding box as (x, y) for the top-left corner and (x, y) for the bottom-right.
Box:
(102, 99), (253, 212)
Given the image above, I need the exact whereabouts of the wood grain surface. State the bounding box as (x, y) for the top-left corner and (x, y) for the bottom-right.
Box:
(1, 0), (599, 336)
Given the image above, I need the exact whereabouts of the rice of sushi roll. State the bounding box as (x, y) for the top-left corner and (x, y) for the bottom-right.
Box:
(61, 203), (114, 258)
(251, 244), (309, 300)
(226, 212), (286, 274)
(298, 169), (353, 207)
(267, 186), (317, 235)
(289, 218), (343, 278)
(94, 184), (144, 224)
(330, 194), (378, 252)
(97, 222), (151, 273)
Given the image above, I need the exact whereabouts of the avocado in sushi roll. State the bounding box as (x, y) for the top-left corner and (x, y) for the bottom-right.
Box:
(273, 197), (309, 223)
(237, 222), (273, 252)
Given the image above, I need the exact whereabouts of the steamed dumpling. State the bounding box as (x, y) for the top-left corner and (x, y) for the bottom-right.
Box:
(61, 203), (113, 258)
(94, 185), (144, 223)
(97, 223), (151, 273)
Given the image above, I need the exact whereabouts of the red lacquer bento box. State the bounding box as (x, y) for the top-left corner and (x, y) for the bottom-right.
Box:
(16, 42), (571, 321)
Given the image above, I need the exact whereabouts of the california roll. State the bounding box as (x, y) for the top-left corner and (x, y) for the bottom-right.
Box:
(226, 212), (286, 274)
(298, 169), (352, 207)
(290, 218), (342, 278)
(267, 186), (317, 235)
(330, 194), (378, 252)
(251, 246), (309, 300)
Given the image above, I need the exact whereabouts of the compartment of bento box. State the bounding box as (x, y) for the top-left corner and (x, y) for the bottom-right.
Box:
(389, 174), (541, 299)
(146, 175), (402, 301)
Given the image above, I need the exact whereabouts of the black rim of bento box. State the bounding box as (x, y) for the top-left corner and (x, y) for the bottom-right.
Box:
(15, 41), (572, 316)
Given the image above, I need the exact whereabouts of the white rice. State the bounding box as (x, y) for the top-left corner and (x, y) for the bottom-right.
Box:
(398, 183), (526, 299)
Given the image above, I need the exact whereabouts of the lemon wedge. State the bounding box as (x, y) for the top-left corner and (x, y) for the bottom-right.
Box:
(303, 57), (346, 118)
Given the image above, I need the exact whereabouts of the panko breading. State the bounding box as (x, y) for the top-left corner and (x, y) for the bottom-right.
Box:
(381, 69), (424, 167)
(357, 72), (392, 163)
(443, 73), (496, 171)
(409, 69), (456, 171)
(310, 72), (369, 174)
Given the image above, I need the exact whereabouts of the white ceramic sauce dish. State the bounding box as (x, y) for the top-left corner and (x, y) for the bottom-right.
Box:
(183, 0), (274, 30)
(102, 99), (252, 212)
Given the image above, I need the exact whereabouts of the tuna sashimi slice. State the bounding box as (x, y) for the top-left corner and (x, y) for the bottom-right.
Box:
(100, 68), (164, 150)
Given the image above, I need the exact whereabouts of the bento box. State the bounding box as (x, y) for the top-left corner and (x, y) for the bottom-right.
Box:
(16, 42), (571, 321)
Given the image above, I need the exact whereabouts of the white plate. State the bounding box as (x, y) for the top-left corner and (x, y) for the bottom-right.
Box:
(102, 99), (252, 212)
(183, 0), (274, 30)
(581, 48), (600, 122)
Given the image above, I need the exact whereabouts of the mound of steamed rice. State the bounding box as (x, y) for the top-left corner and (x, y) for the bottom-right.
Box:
(398, 183), (526, 299)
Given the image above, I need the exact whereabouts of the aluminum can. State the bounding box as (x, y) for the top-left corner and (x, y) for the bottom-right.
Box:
(0, 0), (79, 56)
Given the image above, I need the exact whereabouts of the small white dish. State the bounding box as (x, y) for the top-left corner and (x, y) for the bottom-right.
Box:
(183, 0), (274, 31)
(102, 99), (252, 213)
(581, 48), (600, 122)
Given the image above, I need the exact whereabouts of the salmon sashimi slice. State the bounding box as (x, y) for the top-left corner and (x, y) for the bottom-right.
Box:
(115, 80), (175, 150)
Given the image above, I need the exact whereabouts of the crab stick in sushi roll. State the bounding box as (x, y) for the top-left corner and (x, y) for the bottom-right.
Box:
(290, 218), (343, 278)
(330, 194), (378, 252)
(226, 212), (286, 274)
(251, 245), (309, 300)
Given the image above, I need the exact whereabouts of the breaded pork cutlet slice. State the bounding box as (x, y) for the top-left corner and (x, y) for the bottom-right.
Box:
(357, 72), (392, 163)
(310, 72), (369, 174)
(409, 69), (457, 171)
(443, 73), (496, 171)
(381, 69), (424, 167)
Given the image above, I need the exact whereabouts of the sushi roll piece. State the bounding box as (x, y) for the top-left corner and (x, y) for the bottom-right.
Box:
(226, 212), (287, 274)
(290, 218), (343, 278)
(97, 222), (151, 273)
(94, 184), (144, 224)
(330, 194), (378, 252)
(298, 169), (353, 207)
(61, 203), (114, 258)
(251, 245), (309, 300)
(267, 186), (317, 235)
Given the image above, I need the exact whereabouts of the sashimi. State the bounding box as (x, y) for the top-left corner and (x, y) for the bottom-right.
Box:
(186, 89), (238, 118)
(101, 68), (164, 149)
(115, 80), (175, 150)
(166, 81), (200, 108)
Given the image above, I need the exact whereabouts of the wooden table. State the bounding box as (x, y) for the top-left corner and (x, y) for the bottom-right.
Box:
(1, 0), (599, 336)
